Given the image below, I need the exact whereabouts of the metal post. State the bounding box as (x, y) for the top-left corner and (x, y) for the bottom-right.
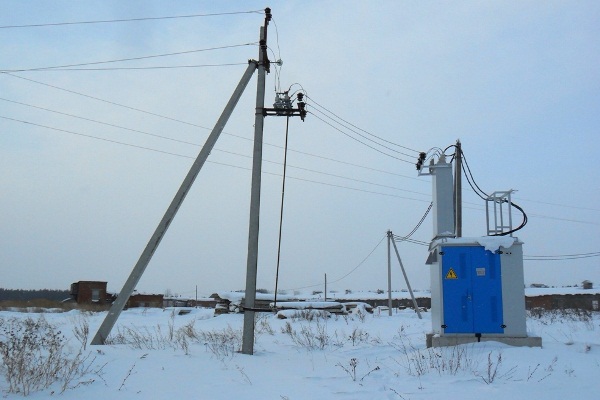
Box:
(454, 139), (462, 238)
(390, 237), (422, 319)
(387, 230), (392, 316)
(91, 61), (258, 345)
(241, 11), (270, 354)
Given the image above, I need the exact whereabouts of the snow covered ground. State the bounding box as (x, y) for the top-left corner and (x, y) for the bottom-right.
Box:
(0, 307), (598, 399)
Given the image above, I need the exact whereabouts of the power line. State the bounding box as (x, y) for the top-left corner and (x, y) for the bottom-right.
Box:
(306, 94), (419, 154)
(0, 115), (196, 159)
(285, 235), (387, 291)
(0, 73), (427, 183)
(4, 73), (597, 221)
(309, 111), (414, 164)
(4, 110), (598, 226)
(0, 10), (265, 29)
(5, 63), (250, 72)
(393, 202), (433, 242)
(0, 97), (431, 198)
(1, 72), (223, 128)
(526, 253), (600, 258)
(1, 43), (257, 72)
(0, 114), (435, 204)
(524, 252), (600, 261)
(512, 197), (600, 213)
(309, 106), (416, 159)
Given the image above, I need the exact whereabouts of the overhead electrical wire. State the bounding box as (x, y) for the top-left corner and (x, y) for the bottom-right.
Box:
(512, 198), (600, 213)
(3, 95), (596, 226)
(309, 106), (417, 159)
(524, 252), (600, 260)
(0, 43), (257, 73)
(308, 111), (414, 164)
(0, 10), (265, 29)
(0, 85), (427, 191)
(3, 74), (596, 224)
(306, 94), (419, 154)
(0, 73), (422, 182)
(0, 114), (435, 204)
(5, 63), (250, 72)
(284, 235), (387, 291)
(0, 97), (431, 198)
(392, 202), (433, 243)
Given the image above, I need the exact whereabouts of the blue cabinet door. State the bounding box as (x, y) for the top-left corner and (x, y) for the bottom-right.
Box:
(442, 246), (504, 334)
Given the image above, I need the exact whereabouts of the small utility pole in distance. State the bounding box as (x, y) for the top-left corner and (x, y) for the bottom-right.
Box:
(387, 230), (393, 316)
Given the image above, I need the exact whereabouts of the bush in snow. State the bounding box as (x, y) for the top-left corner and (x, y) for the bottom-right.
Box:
(0, 316), (101, 396)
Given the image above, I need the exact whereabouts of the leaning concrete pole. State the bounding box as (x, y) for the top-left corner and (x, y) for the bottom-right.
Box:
(91, 61), (258, 345)
(390, 238), (422, 319)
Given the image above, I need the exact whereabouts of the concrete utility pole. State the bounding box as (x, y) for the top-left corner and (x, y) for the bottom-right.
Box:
(91, 60), (258, 345)
(241, 8), (271, 355)
(454, 139), (462, 238)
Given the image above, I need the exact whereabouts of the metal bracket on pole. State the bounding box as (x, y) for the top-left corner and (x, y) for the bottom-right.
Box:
(90, 60), (258, 345)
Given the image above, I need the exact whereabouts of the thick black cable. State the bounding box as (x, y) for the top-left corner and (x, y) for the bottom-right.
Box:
(273, 116), (291, 309)
(0, 10), (265, 29)
(495, 201), (528, 236)
(460, 150), (489, 200)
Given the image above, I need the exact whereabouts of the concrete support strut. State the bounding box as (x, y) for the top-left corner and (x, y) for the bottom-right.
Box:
(91, 61), (258, 345)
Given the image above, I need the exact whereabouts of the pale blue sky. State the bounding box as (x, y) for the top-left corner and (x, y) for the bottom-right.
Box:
(1, 1), (598, 296)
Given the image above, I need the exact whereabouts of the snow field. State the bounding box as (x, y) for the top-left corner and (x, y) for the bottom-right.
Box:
(0, 307), (599, 399)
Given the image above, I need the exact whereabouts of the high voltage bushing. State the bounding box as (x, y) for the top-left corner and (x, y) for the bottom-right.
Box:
(416, 152), (426, 170)
(297, 92), (306, 121)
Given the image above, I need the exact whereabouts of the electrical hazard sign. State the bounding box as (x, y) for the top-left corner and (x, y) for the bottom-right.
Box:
(445, 268), (458, 279)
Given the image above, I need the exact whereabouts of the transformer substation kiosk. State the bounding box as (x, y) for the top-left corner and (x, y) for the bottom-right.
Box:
(419, 152), (541, 348)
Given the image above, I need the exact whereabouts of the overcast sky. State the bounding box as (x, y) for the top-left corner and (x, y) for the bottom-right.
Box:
(1, 1), (598, 297)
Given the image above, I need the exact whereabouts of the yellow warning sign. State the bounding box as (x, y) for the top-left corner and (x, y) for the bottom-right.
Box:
(445, 268), (458, 279)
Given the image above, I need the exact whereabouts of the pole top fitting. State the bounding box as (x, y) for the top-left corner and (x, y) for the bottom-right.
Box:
(265, 8), (272, 21)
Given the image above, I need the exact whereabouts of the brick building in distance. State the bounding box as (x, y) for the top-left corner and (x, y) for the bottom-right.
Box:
(70, 281), (111, 305)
